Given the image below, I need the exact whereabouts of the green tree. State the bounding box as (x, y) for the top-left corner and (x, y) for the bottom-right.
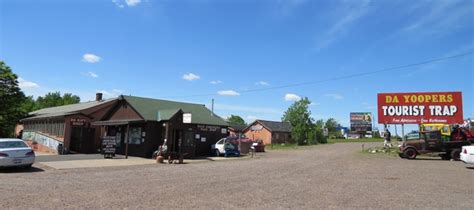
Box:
(62, 93), (80, 105)
(314, 119), (327, 143)
(36, 92), (80, 109)
(0, 61), (26, 137)
(282, 97), (314, 145)
(226, 115), (247, 126)
(20, 96), (39, 114)
(325, 118), (338, 133)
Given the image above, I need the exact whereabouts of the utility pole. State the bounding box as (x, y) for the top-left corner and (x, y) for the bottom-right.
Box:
(211, 98), (214, 116)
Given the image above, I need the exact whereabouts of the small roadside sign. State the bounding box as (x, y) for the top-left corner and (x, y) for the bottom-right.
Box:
(102, 136), (117, 158)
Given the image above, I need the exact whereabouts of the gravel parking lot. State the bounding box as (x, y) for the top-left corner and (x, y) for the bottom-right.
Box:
(1, 142), (472, 209)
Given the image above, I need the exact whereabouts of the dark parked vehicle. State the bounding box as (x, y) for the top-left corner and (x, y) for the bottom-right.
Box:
(253, 139), (265, 152)
(399, 130), (471, 160)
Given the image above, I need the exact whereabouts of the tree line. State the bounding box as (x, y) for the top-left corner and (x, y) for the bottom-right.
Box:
(0, 61), (80, 137)
(226, 97), (342, 145)
(281, 97), (342, 145)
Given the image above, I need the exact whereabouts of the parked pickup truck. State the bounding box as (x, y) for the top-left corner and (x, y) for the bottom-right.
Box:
(399, 130), (471, 160)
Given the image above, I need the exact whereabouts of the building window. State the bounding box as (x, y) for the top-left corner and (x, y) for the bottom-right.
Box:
(127, 127), (142, 144)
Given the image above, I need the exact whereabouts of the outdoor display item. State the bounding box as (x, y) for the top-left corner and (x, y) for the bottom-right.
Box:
(102, 136), (116, 158)
(153, 139), (185, 164)
(378, 92), (463, 125)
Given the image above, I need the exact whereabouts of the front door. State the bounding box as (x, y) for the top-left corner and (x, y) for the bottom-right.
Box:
(182, 131), (195, 158)
(70, 127), (96, 153)
(424, 131), (442, 152)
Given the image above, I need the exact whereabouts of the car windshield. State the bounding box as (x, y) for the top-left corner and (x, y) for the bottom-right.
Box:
(423, 126), (437, 131)
(0, 141), (29, 149)
(423, 132), (439, 140)
(405, 133), (420, 141)
(224, 139), (238, 150)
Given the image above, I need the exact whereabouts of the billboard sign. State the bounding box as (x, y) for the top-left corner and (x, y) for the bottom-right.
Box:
(377, 92), (463, 124)
(350, 112), (372, 132)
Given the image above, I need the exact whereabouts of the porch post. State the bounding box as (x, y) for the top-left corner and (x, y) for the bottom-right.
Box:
(125, 123), (130, 159)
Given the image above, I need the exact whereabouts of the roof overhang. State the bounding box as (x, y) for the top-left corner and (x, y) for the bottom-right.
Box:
(91, 119), (145, 126)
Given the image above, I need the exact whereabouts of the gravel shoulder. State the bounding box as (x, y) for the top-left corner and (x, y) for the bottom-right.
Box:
(1, 142), (472, 209)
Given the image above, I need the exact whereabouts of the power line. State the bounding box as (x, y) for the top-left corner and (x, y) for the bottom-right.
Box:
(164, 51), (473, 99)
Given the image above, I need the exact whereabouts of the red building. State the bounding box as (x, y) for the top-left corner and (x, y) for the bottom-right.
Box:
(243, 120), (293, 145)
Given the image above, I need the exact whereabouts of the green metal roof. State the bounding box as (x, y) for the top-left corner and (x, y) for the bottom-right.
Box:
(156, 108), (181, 121)
(122, 95), (228, 126)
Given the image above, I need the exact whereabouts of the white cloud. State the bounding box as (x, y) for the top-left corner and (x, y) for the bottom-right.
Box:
(402, 0), (471, 36)
(316, 0), (372, 50)
(210, 80), (223, 85)
(255, 81), (270, 86)
(324, 94), (344, 100)
(214, 103), (283, 115)
(126, 0), (141, 6)
(82, 53), (101, 63)
(284, 93), (301, 101)
(309, 102), (321, 106)
(112, 89), (123, 93)
(182, 73), (200, 81)
(18, 77), (40, 89)
(247, 116), (258, 120)
(87, 71), (99, 78)
(112, 0), (125, 8)
(217, 90), (240, 96)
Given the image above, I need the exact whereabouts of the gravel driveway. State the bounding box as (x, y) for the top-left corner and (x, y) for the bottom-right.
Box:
(1, 142), (472, 209)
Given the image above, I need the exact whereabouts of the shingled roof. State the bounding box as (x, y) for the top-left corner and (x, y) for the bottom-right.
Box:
(245, 120), (292, 133)
(122, 95), (228, 126)
(23, 98), (117, 120)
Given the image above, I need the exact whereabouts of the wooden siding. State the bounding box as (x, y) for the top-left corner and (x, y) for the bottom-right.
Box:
(109, 102), (143, 121)
(244, 126), (272, 145)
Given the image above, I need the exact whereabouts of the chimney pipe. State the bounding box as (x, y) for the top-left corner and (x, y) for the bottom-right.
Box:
(96, 92), (103, 101)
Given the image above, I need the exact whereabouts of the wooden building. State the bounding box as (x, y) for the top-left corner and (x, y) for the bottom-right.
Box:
(21, 93), (118, 154)
(228, 124), (246, 137)
(243, 120), (293, 145)
(92, 95), (229, 158)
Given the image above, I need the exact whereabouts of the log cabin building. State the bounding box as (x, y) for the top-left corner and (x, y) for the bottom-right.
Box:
(21, 93), (118, 154)
(21, 94), (229, 158)
(91, 95), (229, 158)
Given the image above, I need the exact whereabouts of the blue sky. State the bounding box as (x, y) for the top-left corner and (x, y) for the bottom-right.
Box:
(1, 0), (473, 132)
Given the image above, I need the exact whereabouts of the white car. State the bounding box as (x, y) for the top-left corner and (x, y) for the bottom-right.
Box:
(211, 138), (240, 157)
(460, 145), (474, 167)
(0, 139), (35, 169)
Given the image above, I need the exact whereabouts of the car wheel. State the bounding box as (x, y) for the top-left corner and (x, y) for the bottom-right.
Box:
(450, 149), (461, 161)
(398, 153), (406, 159)
(23, 164), (33, 170)
(215, 150), (220, 157)
(403, 148), (417, 159)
